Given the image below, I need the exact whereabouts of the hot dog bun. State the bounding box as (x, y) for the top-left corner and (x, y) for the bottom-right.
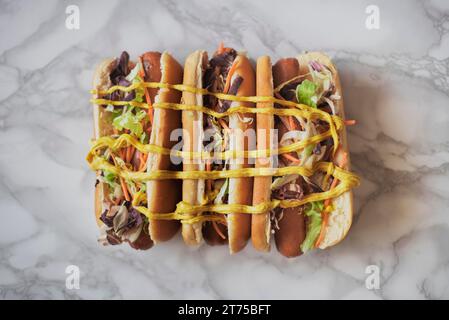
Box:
(181, 50), (208, 246)
(93, 57), (123, 227)
(254, 52), (353, 256)
(92, 52), (183, 248)
(251, 56), (274, 252)
(227, 53), (256, 254)
(92, 56), (154, 250)
(297, 52), (353, 249)
(181, 49), (256, 253)
(146, 51), (183, 243)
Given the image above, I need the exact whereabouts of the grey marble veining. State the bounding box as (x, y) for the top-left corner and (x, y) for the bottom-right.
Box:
(0, 0), (448, 299)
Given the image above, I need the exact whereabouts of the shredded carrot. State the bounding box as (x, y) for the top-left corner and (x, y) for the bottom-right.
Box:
(207, 96), (227, 238)
(337, 150), (348, 168)
(138, 57), (145, 78)
(223, 60), (239, 94)
(125, 146), (134, 164)
(217, 41), (225, 54)
(111, 155), (131, 202)
(279, 116), (292, 131)
(125, 147), (130, 163)
(314, 151), (348, 247)
(139, 152), (147, 168)
(289, 116), (295, 130)
(138, 153), (148, 172)
(218, 118), (229, 130)
(222, 131), (228, 151)
(281, 153), (300, 163)
(130, 146), (136, 163)
(136, 153), (143, 170)
(314, 211), (329, 247)
(314, 177), (338, 247)
(205, 98), (226, 238)
(212, 221), (227, 240)
(326, 179), (340, 205)
(139, 56), (154, 124)
(120, 177), (131, 202)
(344, 119), (356, 126)
(119, 148), (126, 161)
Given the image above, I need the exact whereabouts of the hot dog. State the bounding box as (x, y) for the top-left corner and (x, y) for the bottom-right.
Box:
(252, 52), (354, 257)
(181, 45), (256, 253)
(92, 51), (183, 249)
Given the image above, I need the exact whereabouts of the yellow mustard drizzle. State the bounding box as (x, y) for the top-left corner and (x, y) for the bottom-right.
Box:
(87, 130), (334, 162)
(89, 81), (360, 224)
(90, 81), (340, 154)
(90, 156), (314, 181)
(131, 163), (359, 223)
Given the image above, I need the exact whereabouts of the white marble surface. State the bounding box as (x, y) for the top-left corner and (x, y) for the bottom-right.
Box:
(1, 0), (449, 300)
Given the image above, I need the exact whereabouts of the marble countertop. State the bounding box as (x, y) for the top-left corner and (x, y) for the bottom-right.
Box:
(1, 0), (448, 300)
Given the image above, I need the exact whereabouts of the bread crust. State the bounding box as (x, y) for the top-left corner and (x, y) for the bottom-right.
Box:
(146, 51), (183, 243)
(92, 58), (119, 227)
(181, 50), (207, 246)
(251, 56), (274, 252)
(227, 53), (256, 254)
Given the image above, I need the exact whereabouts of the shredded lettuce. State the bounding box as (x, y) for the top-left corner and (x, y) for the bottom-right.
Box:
(126, 179), (137, 196)
(126, 63), (142, 82)
(125, 63), (145, 103)
(214, 179), (229, 204)
(280, 130), (306, 146)
(105, 65), (144, 116)
(204, 117), (225, 152)
(300, 200), (324, 253)
(132, 76), (145, 103)
(127, 179), (146, 197)
(298, 120), (315, 166)
(112, 183), (123, 200)
(308, 63), (334, 104)
(105, 104), (123, 118)
(112, 107), (147, 137)
(304, 144), (314, 158)
(296, 79), (318, 108)
(103, 170), (118, 188)
(237, 113), (253, 124)
(140, 132), (148, 144)
(113, 156), (126, 168)
(271, 175), (299, 190)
